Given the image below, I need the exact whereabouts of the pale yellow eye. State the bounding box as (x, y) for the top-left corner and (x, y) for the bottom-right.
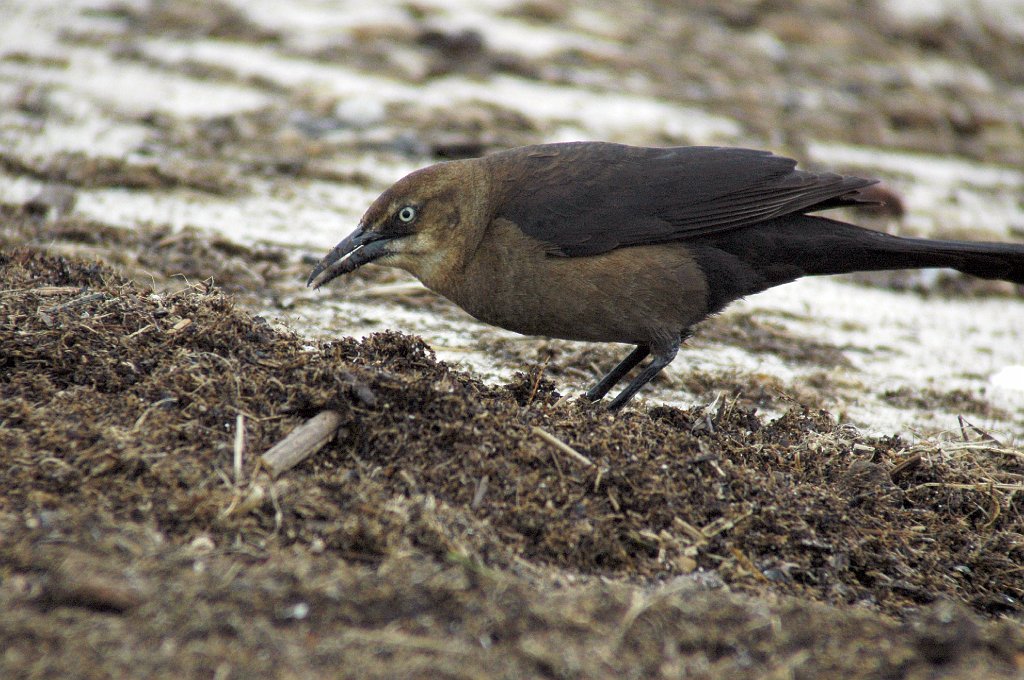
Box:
(398, 206), (417, 223)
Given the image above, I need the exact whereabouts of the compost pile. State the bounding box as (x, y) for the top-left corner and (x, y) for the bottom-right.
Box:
(2, 240), (1023, 678)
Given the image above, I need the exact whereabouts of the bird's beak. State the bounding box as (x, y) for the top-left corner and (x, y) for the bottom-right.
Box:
(306, 224), (393, 289)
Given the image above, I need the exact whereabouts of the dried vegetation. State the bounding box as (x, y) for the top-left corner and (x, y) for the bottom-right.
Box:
(2, 246), (1023, 678)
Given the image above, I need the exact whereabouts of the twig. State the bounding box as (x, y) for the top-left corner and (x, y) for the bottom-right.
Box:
(234, 414), (245, 485)
(939, 441), (1024, 460)
(43, 291), (105, 313)
(126, 323), (155, 339)
(525, 358), (549, 409)
(17, 286), (80, 297)
(958, 415), (1003, 446)
(168, 318), (192, 334)
(531, 426), (595, 468)
(890, 453), (922, 480)
(915, 482), (1024, 492)
(471, 475), (489, 510)
(261, 410), (343, 477)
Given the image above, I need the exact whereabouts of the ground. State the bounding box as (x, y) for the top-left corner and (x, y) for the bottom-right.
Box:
(2, 1), (1024, 678)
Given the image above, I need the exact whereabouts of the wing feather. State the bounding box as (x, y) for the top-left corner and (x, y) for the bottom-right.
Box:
(485, 142), (877, 256)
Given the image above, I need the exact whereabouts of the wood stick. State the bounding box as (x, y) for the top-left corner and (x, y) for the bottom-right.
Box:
(234, 414), (245, 485)
(471, 475), (489, 510)
(889, 453), (922, 480)
(531, 426), (595, 468)
(261, 410), (343, 477)
(0, 285), (79, 298)
(916, 481), (1024, 492)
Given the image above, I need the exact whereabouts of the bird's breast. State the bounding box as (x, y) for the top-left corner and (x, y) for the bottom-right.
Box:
(438, 220), (711, 345)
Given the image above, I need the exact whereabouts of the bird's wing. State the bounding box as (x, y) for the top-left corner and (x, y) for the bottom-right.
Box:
(486, 142), (877, 257)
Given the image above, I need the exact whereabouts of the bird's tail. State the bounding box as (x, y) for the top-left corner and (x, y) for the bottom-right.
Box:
(785, 216), (1024, 284)
(693, 215), (1024, 312)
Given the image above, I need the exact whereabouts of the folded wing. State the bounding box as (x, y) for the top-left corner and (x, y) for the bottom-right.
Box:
(486, 142), (877, 257)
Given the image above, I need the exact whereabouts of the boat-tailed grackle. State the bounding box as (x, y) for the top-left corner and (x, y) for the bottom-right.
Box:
(309, 142), (1024, 410)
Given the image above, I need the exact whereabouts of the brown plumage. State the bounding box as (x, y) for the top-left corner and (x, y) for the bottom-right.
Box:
(308, 142), (1024, 410)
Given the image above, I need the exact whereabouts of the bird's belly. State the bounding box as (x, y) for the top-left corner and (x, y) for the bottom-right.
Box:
(449, 242), (710, 345)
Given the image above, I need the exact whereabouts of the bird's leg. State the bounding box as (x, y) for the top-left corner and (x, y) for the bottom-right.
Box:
(585, 345), (649, 401)
(606, 340), (680, 411)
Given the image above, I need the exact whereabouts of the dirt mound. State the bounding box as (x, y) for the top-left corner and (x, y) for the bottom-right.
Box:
(2, 247), (1023, 678)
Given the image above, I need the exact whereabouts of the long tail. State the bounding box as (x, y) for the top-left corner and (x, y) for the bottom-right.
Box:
(692, 215), (1024, 312)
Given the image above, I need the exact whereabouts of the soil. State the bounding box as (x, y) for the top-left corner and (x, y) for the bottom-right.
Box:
(3, 232), (1024, 678)
(3, 0), (1024, 678)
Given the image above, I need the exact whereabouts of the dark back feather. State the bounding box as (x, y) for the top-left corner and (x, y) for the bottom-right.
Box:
(484, 142), (877, 256)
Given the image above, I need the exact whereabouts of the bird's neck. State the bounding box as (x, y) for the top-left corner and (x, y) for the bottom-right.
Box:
(407, 159), (495, 295)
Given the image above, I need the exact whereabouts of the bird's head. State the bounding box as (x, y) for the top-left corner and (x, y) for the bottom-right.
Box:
(307, 159), (485, 290)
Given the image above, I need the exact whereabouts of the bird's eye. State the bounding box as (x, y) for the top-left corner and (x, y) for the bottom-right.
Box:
(397, 206), (417, 223)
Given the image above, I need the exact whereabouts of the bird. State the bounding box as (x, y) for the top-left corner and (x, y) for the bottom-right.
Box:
(307, 142), (1024, 410)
